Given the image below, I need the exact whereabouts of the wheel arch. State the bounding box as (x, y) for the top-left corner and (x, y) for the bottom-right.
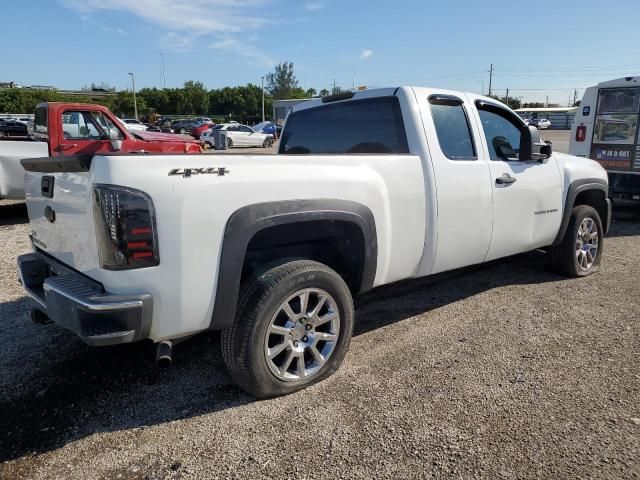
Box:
(552, 178), (611, 246)
(209, 199), (377, 330)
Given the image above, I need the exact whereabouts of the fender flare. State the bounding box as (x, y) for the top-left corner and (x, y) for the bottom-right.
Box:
(209, 199), (377, 330)
(552, 178), (610, 246)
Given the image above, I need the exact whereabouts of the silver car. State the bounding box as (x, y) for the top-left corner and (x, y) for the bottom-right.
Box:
(202, 124), (274, 149)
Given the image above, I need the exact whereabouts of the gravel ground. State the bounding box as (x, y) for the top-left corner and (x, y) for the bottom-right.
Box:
(0, 199), (638, 480)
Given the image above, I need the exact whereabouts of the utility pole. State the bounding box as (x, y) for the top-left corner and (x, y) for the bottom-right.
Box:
(505, 88), (509, 107)
(573, 89), (578, 106)
(333, 78), (337, 94)
(546, 95), (549, 107)
(353, 69), (356, 91)
(128, 72), (138, 120)
(160, 53), (166, 89)
(261, 76), (265, 122)
(488, 63), (494, 97)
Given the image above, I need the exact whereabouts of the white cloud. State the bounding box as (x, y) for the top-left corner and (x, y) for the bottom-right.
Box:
(60, 0), (270, 33)
(60, 0), (274, 65)
(304, 2), (325, 11)
(209, 36), (274, 68)
(360, 49), (373, 59)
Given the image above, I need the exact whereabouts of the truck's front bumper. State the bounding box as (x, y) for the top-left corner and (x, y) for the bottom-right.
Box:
(17, 252), (152, 346)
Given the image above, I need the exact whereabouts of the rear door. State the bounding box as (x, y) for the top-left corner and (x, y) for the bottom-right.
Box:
(54, 108), (126, 156)
(419, 92), (493, 273)
(471, 99), (562, 260)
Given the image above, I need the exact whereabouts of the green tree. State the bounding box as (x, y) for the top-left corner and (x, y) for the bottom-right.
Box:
(266, 62), (299, 100)
(183, 81), (209, 114)
(111, 91), (147, 117)
(319, 88), (330, 97)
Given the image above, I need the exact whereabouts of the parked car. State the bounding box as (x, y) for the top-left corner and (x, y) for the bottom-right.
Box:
(0, 119), (29, 137)
(147, 117), (174, 133)
(191, 121), (215, 140)
(532, 118), (551, 129)
(172, 119), (200, 135)
(117, 118), (148, 132)
(201, 123), (275, 148)
(0, 102), (202, 200)
(252, 121), (282, 137)
(17, 87), (610, 398)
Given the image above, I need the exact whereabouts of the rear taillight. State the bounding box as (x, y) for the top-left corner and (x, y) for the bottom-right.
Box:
(93, 185), (159, 270)
(576, 125), (587, 142)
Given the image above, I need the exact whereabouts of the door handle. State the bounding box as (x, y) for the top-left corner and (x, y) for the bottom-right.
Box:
(496, 173), (517, 185)
(55, 143), (78, 152)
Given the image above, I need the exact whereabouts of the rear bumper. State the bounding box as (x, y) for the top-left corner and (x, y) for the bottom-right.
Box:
(17, 252), (152, 346)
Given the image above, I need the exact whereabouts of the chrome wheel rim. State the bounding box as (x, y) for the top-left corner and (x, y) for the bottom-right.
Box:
(575, 217), (599, 271)
(264, 288), (340, 382)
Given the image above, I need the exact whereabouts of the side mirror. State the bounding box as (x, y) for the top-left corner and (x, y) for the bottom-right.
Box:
(108, 127), (122, 151)
(493, 136), (518, 161)
(520, 125), (552, 162)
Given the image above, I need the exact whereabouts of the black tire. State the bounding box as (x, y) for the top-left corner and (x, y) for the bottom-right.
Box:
(179, 128), (186, 134)
(205, 141), (213, 149)
(549, 205), (603, 277)
(221, 260), (354, 398)
(226, 137), (233, 149)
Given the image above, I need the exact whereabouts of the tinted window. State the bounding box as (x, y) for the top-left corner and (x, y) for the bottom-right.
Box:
(429, 98), (476, 160)
(34, 106), (48, 138)
(478, 108), (522, 160)
(279, 97), (409, 154)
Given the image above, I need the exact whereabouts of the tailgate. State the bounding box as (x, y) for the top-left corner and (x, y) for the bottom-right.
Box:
(22, 156), (100, 275)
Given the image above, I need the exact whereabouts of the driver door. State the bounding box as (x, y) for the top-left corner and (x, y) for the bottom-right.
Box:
(471, 100), (563, 260)
(55, 109), (125, 157)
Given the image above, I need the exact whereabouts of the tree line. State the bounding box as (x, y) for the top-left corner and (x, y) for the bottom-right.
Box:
(0, 62), (326, 121)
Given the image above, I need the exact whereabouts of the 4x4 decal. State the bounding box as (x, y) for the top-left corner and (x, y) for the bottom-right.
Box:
(168, 167), (229, 178)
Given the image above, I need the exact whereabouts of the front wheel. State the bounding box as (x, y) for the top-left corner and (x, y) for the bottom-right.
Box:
(179, 128), (187, 134)
(549, 205), (603, 277)
(226, 137), (233, 149)
(221, 260), (354, 398)
(262, 138), (274, 148)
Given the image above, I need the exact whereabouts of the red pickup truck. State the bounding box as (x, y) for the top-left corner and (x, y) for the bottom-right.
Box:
(33, 102), (202, 156)
(0, 102), (202, 200)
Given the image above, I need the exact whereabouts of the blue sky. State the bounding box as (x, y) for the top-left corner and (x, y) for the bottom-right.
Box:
(2, 0), (640, 104)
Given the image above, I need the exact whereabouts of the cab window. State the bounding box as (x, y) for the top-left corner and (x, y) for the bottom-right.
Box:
(61, 111), (124, 140)
(429, 96), (476, 160)
(477, 106), (523, 160)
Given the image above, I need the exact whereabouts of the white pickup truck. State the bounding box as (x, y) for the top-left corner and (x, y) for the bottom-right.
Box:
(17, 87), (610, 397)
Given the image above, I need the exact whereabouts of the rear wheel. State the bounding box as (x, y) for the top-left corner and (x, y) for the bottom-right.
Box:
(227, 137), (233, 149)
(179, 128), (187, 134)
(221, 260), (354, 398)
(549, 205), (603, 277)
(262, 138), (273, 148)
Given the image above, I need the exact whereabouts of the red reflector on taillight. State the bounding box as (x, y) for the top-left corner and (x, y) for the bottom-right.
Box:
(132, 251), (153, 259)
(127, 242), (147, 249)
(131, 227), (151, 235)
(576, 125), (587, 142)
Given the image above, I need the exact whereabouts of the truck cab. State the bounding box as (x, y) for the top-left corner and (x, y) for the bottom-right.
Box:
(33, 102), (202, 157)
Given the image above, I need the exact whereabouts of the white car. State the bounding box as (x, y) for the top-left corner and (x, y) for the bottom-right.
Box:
(534, 118), (551, 129)
(117, 118), (148, 132)
(201, 123), (274, 148)
(18, 87), (610, 398)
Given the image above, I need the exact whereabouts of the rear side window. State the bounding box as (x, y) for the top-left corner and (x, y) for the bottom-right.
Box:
(279, 97), (409, 154)
(34, 106), (48, 140)
(429, 97), (476, 160)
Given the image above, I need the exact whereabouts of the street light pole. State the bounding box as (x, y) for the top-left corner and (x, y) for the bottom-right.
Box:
(128, 72), (138, 120)
(261, 76), (265, 122)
